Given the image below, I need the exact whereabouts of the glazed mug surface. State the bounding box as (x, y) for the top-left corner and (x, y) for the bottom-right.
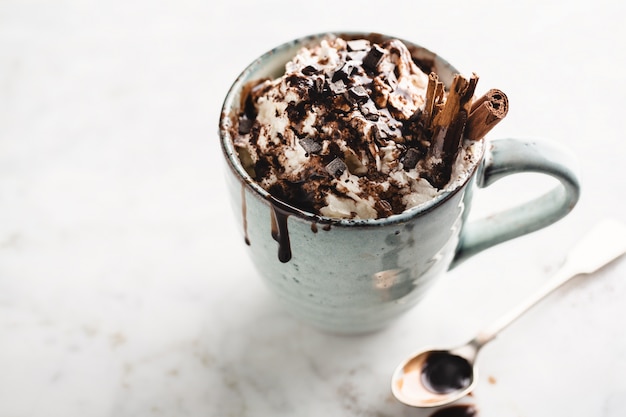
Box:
(219, 32), (580, 334)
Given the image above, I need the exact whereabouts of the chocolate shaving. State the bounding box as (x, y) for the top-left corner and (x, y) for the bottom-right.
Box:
(302, 65), (320, 75)
(402, 148), (420, 170)
(348, 85), (369, 103)
(363, 44), (385, 71)
(371, 124), (386, 145)
(375, 199), (393, 217)
(312, 77), (325, 95)
(238, 117), (254, 134)
(325, 158), (347, 178)
(299, 137), (322, 155)
(359, 100), (379, 121)
(332, 61), (358, 83)
(329, 79), (347, 95)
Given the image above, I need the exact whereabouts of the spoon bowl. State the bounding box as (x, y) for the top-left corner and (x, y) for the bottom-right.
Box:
(391, 220), (626, 408)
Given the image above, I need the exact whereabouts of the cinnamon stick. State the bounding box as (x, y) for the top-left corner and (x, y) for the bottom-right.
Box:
(462, 73), (479, 114)
(430, 74), (478, 160)
(465, 89), (509, 141)
(420, 74), (507, 188)
(420, 72), (440, 126)
(425, 73), (478, 187)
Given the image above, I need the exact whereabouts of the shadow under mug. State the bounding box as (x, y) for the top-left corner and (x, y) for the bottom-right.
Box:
(219, 32), (581, 334)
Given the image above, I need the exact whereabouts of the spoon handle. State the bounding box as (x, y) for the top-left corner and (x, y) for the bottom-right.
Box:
(472, 219), (626, 348)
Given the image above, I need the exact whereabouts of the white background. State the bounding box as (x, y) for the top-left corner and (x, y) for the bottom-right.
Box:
(1, 1), (625, 416)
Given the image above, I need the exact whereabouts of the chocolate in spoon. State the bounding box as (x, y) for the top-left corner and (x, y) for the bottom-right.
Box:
(392, 219), (626, 408)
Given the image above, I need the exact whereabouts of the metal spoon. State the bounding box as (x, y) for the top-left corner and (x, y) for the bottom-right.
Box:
(391, 219), (626, 408)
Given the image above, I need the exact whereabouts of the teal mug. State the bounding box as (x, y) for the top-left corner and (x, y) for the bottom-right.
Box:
(219, 32), (580, 334)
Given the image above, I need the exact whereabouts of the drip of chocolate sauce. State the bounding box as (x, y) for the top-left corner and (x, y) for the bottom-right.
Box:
(269, 198), (292, 263)
(430, 405), (478, 417)
(421, 352), (472, 394)
(241, 191), (322, 262)
(241, 184), (250, 245)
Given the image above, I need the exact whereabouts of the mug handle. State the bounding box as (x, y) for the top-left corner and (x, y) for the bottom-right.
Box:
(451, 138), (581, 268)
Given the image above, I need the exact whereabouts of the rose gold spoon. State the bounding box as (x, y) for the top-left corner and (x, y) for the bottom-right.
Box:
(392, 219), (626, 408)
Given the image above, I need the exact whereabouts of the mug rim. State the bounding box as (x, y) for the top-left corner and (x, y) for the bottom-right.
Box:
(219, 31), (484, 227)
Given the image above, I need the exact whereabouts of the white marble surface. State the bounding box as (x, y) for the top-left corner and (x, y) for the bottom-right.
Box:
(1, 1), (626, 416)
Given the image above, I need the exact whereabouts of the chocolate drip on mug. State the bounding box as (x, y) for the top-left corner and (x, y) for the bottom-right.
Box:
(270, 199), (292, 263)
(241, 184), (250, 245)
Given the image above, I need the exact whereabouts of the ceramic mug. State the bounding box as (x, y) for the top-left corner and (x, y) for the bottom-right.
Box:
(219, 32), (580, 334)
